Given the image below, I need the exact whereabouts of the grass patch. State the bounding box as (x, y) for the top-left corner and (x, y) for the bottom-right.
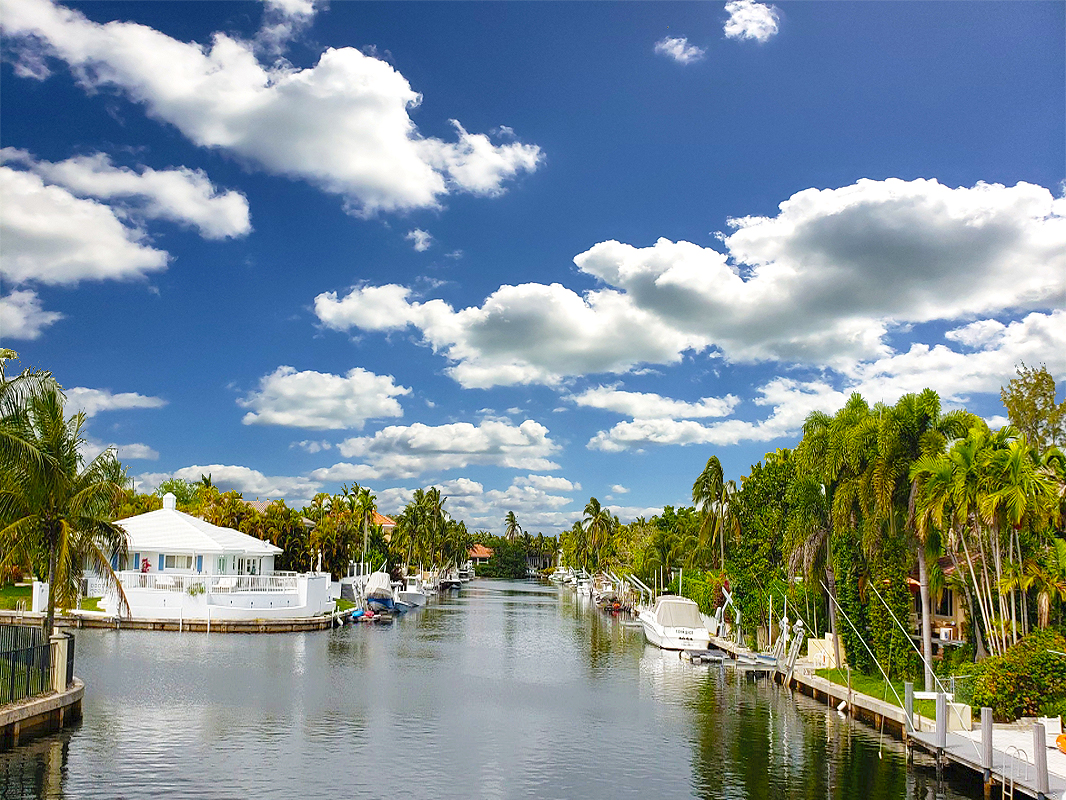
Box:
(0, 583), (31, 610)
(335, 598), (356, 612)
(816, 668), (938, 718)
(79, 597), (103, 612)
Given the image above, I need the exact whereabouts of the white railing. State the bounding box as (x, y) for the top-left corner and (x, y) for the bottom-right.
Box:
(116, 571), (298, 594)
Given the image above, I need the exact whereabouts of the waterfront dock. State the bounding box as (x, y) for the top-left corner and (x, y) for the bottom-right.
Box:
(706, 634), (1065, 799)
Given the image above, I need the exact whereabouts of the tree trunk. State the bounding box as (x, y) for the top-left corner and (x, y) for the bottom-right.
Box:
(43, 538), (57, 639)
(917, 546), (934, 692)
(826, 562), (842, 671)
(959, 524), (996, 657)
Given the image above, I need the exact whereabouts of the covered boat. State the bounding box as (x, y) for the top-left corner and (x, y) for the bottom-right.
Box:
(365, 571), (395, 611)
(638, 596), (711, 651)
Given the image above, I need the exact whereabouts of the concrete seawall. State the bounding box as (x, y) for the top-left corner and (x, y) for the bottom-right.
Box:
(0, 609), (352, 633)
(0, 679), (84, 752)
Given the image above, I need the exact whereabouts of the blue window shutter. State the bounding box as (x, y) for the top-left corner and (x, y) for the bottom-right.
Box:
(158, 554), (165, 571)
(196, 555), (203, 573)
(134, 553), (140, 571)
(110, 553), (118, 569)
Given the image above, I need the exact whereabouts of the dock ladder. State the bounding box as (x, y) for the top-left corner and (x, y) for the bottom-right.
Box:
(1002, 746), (1030, 800)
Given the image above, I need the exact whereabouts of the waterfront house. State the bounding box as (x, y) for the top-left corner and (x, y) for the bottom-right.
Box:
(83, 493), (334, 621)
(469, 544), (493, 567)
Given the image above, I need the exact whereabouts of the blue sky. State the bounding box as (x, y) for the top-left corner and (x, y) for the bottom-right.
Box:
(1, 0), (1063, 534)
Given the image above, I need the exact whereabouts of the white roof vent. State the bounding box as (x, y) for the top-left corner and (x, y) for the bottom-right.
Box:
(161, 492), (177, 510)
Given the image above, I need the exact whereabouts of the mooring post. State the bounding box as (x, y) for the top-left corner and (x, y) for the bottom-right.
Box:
(1033, 721), (1049, 800)
(981, 707), (993, 797)
(935, 691), (947, 777)
(904, 681), (914, 733)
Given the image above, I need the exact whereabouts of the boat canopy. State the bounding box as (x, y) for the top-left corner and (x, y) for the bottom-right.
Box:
(365, 571), (393, 599)
(653, 597), (705, 628)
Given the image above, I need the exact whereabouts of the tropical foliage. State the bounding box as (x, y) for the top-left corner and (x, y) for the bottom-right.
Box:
(557, 365), (1066, 703)
(0, 351), (129, 635)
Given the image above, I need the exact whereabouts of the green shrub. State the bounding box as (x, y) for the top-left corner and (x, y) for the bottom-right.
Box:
(969, 630), (1066, 721)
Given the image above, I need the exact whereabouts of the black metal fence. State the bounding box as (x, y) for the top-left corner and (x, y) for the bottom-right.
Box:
(0, 624), (52, 706)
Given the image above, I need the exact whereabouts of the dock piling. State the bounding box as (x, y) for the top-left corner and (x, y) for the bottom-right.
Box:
(981, 707), (993, 797)
(904, 681), (913, 732)
(935, 692), (947, 776)
(1034, 721), (1049, 800)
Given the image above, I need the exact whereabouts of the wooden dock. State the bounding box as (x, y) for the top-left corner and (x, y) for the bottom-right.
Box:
(706, 634), (1062, 799)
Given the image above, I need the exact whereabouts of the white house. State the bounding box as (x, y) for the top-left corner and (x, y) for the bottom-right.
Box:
(88, 493), (334, 621)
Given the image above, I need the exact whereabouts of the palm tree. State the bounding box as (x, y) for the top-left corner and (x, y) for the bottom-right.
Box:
(0, 384), (130, 636)
(354, 486), (377, 563)
(504, 510), (522, 541)
(582, 498), (614, 572)
(692, 456), (724, 568)
(874, 389), (972, 691)
(795, 396), (873, 671)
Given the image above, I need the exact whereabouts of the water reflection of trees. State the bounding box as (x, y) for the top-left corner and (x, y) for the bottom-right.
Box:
(0, 733), (70, 799)
(686, 674), (975, 800)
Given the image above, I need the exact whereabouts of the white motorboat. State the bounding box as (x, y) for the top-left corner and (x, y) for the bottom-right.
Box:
(396, 575), (427, 608)
(638, 595), (711, 651)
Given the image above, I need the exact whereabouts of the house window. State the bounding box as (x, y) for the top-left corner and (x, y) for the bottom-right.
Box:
(164, 554), (194, 570)
(935, 589), (953, 617)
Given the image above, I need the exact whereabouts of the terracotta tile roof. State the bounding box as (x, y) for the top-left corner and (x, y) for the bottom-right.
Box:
(469, 544), (493, 559)
(374, 511), (397, 528)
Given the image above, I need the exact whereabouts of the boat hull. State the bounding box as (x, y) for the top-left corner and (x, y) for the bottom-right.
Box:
(639, 611), (711, 651)
(396, 590), (426, 607)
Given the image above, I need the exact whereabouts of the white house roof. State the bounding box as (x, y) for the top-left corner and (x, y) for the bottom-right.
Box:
(116, 507), (283, 557)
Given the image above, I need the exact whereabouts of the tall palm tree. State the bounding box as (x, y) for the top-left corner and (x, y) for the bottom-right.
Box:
(795, 395), (873, 671)
(504, 510), (522, 541)
(874, 389), (972, 691)
(692, 456), (724, 568)
(0, 384), (129, 636)
(582, 498), (614, 572)
(354, 486), (377, 563)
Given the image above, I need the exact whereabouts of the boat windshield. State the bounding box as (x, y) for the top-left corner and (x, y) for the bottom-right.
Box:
(654, 598), (705, 628)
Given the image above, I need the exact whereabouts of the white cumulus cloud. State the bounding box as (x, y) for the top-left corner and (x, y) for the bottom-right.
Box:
(588, 310), (1066, 451)
(569, 386), (739, 419)
(654, 36), (705, 64)
(138, 464), (321, 503)
(315, 179), (1064, 387)
(1, 0), (542, 215)
(2, 148), (250, 240)
(406, 228), (433, 252)
(64, 386), (167, 417)
(238, 366), (409, 430)
(0, 165), (168, 286)
(311, 418), (560, 480)
(0, 290), (62, 339)
(723, 0), (780, 43)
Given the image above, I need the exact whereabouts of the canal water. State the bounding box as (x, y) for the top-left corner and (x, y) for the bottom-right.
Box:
(2, 580), (983, 799)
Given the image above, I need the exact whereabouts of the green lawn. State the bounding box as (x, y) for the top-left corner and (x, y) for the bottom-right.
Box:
(815, 668), (938, 718)
(335, 598), (356, 612)
(0, 584), (31, 610)
(79, 597), (103, 612)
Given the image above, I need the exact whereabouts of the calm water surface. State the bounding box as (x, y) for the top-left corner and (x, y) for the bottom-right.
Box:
(2, 580), (983, 799)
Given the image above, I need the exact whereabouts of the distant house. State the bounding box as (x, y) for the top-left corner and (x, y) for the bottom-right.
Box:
(909, 555), (969, 652)
(70, 493), (334, 621)
(469, 544), (493, 566)
(373, 512), (397, 536)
